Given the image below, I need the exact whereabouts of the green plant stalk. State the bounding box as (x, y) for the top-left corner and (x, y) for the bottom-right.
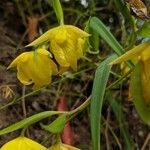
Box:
(0, 67), (93, 111)
(56, 134), (62, 144)
(51, 0), (64, 25)
(0, 96), (91, 136)
(69, 96), (91, 116)
(90, 54), (117, 150)
(40, 97), (91, 135)
(107, 68), (133, 90)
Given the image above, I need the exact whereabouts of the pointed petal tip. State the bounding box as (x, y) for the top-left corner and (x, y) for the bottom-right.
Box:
(85, 33), (91, 37)
(7, 65), (11, 70)
(25, 43), (33, 47)
(7, 63), (15, 70)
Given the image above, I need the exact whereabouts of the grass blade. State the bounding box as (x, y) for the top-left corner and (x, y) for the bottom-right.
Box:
(90, 54), (117, 150)
(89, 16), (134, 68)
(90, 17), (124, 55)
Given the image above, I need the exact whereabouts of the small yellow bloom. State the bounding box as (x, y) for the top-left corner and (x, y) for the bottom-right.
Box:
(48, 143), (80, 150)
(27, 25), (89, 71)
(1, 137), (47, 150)
(111, 42), (150, 104)
(8, 48), (58, 89)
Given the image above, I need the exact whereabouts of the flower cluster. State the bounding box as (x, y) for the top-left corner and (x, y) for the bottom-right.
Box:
(8, 25), (89, 89)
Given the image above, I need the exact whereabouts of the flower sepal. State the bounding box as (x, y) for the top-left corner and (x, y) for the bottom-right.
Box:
(48, 143), (80, 150)
(130, 62), (150, 125)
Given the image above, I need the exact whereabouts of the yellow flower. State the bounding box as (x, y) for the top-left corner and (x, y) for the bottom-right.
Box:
(27, 25), (89, 71)
(8, 48), (58, 89)
(48, 143), (80, 150)
(111, 42), (150, 104)
(1, 137), (47, 150)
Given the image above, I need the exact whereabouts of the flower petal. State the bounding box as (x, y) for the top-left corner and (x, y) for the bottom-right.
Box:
(8, 49), (57, 89)
(37, 48), (51, 56)
(7, 52), (30, 69)
(141, 60), (150, 104)
(76, 38), (85, 59)
(48, 143), (80, 150)
(1, 137), (46, 150)
(54, 26), (67, 44)
(66, 25), (90, 38)
(35, 48), (58, 75)
(17, 64), (33, 85)
(140, 44), (150, 61)
(62, 37), (78, 71)
(50, 41), (70, 67)
(28, 54), (53, 89)
(27, 28), (57, 47)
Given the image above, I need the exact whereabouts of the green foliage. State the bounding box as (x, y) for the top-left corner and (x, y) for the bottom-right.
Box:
(90, 54), (117, 150)
(0, 111), (63, 135)
(89, 17), (134, 68)
(89, 16), (136, 149)
(41, 114), (67, 133)
(90, 17), (124, 55)
(137, 21), (150, 37)
(51, 0), (64, 24)
(88, 27), (100, 54)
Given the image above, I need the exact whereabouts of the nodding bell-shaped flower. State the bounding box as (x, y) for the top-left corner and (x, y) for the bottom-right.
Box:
(48, 143), (80, 150)
(27, 25), (90, 71)
(111, 42), (150, 104)
(8, 48), (58, 89)
(1, 137), (47, 150)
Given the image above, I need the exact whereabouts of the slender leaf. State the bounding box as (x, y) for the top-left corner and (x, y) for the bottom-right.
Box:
(89, 17), (134, 68)
(90, 17), (124, 55)
(51, 0), (64, 25)
(0, 111), (64, 135)
(90, 54), (117, 150)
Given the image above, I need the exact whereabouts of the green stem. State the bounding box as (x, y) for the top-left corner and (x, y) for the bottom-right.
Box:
(20, 127), (27, 137)
(68, 95), (91, 115)
(56, 134), (62, 144)
(107, 68), (133, 90)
